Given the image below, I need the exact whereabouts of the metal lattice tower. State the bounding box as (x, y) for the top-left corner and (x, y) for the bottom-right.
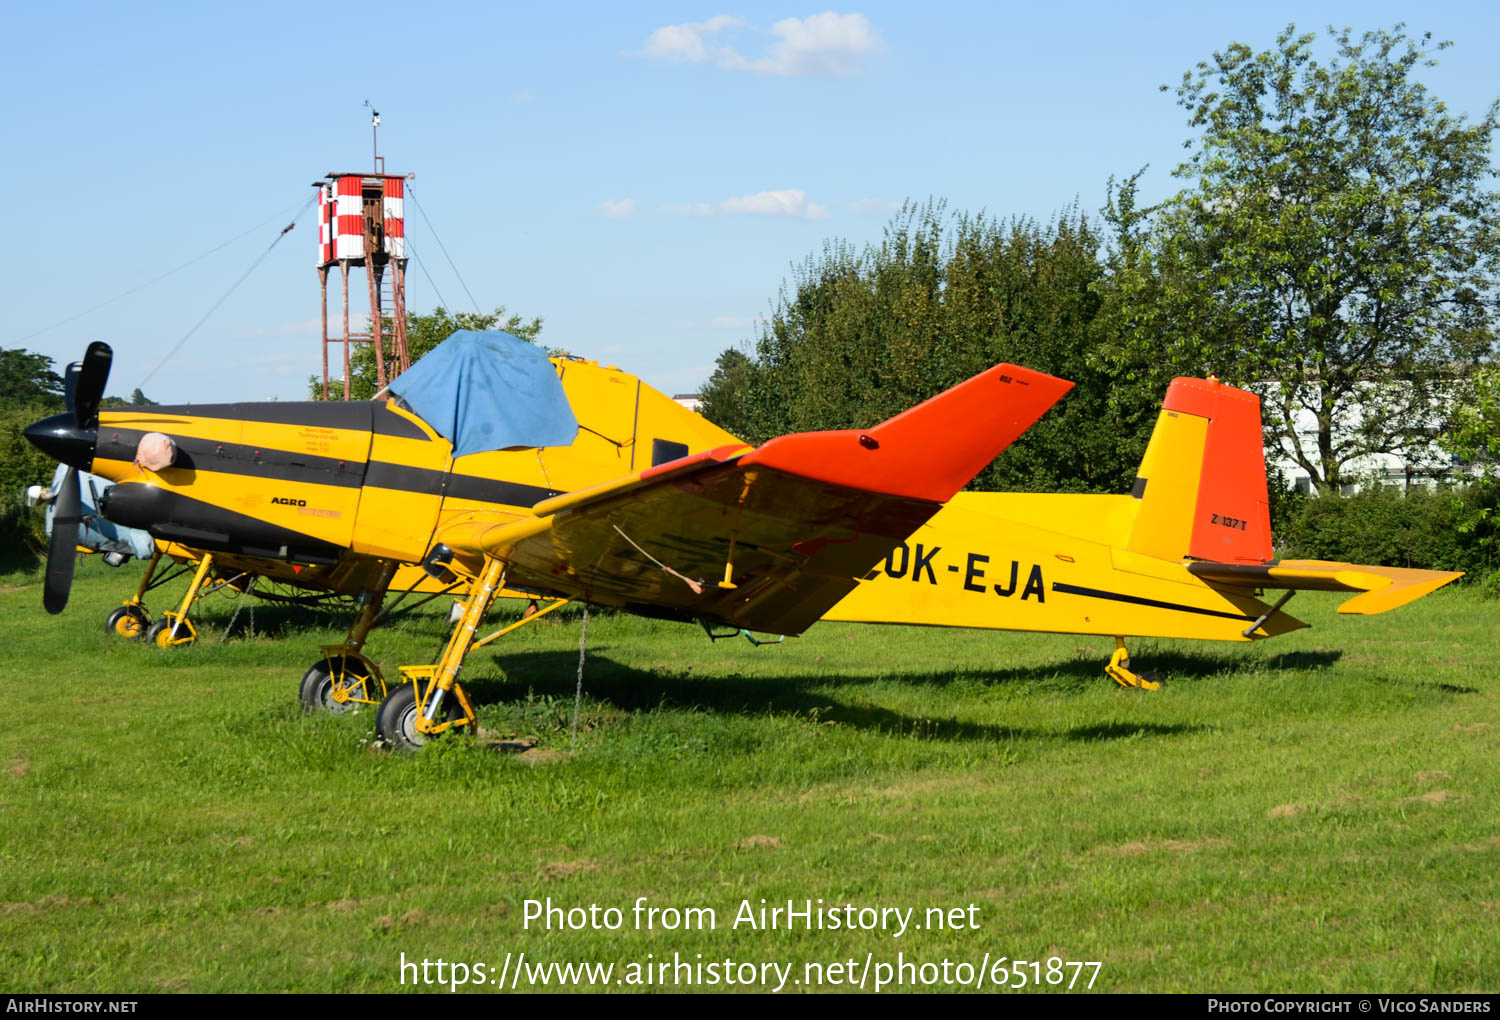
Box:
(315, 170), (411, 399)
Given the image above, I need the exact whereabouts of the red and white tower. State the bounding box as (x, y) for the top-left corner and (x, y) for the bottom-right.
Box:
(315, 170), (411, 399)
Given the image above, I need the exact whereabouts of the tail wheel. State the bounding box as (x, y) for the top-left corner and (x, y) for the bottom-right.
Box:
(106, 605), (150, 640)
(375, 683), (464, 752)
(145, 615), (196, 649)
(299, 657), (376, 714)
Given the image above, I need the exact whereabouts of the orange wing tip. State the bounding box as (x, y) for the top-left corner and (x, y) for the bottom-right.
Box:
(741, 364), (1073, 503)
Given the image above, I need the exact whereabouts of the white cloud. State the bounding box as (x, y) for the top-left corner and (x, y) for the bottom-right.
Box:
(638, 14), (745, 64)
(849, 197), (901, 214)
(599, 198), (638, 218)
(512, 88), (535, 105)
(721, 188), (829, 219)
(710, 315), (757, 329)
(743, 12), (881, 76)
(637, 12), (880, 77)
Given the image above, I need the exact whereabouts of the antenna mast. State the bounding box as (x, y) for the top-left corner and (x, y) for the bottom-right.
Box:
(365, 100), (384, 174)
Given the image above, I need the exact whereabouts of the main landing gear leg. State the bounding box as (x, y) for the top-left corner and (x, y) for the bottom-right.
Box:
(300, 561), (399, 714)
(376, 557), (510, 751)
(106, 547), (162, 639)
(145, 553), (215, 648)
(1105, 637), (1163, 691)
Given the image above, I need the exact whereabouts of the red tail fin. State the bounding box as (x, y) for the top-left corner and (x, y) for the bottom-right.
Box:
(1126, 378), (1272, 565)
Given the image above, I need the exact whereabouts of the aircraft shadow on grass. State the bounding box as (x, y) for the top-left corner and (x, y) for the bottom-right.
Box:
(459, 648), (1253, 746)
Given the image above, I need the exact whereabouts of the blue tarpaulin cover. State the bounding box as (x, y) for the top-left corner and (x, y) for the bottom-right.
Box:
(387, 330), (579, 457)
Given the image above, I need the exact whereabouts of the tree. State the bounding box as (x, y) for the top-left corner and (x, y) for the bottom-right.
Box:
(1443, 365), (1500, 557)
(1105, 25), (1500, 492)
(0, 347), (63, 410)
(1447, 366), (1500, 469)
(311, 305), (543, 400)
(100, 388), (157, 410)
(0, 399), (61, 555)
(699, 202), (1161, 493)
(697, 347), (763, 441)
(0, 347), (64, 556)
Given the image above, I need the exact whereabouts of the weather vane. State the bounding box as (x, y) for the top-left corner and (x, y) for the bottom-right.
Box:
(364, 100), (381, 172)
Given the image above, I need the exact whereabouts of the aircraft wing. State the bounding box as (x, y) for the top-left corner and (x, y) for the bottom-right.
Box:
(1186, 559), (1462, 614)
(435, 364), (1073, 635)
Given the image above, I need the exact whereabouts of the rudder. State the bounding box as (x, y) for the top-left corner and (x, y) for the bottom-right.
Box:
(1125, 378), (1272, 565)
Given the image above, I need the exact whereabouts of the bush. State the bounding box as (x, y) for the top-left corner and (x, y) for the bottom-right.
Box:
(1480, 570), (1500, 601)
(0, 402), (56, 567)
(1267, 476), (1308, 553)
(1280, 483), (1498, 577)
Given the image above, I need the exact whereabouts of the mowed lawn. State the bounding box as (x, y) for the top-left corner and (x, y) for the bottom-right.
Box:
(0, 556), (1496, 993)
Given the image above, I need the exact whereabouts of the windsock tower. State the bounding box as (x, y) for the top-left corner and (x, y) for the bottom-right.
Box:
(315, 151), (411, 399)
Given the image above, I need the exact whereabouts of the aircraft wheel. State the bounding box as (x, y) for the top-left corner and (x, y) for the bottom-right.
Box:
(299, 657), (373, 714)
(106, 605), (149, 640)
(375, 684), (460, 752)
(145, 617), (195, 649)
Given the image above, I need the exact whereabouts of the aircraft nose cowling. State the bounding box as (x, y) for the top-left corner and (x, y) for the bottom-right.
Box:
(24, 413), (97, 471)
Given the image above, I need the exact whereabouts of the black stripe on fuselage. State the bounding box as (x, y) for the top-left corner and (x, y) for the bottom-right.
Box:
(1051, 581), (1257, 622)
(445, 473), (562, 507)
(96, 428), (366, 488)
(101, 405), (563, 509)
(360, 462), (560, 507)
(123, 400), (432, 439)
(363, 461), (443, 493)
(101, 482), (343, 564)
(102, 428), (565, 510)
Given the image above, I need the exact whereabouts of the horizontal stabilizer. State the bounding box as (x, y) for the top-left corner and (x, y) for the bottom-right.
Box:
(1186, 559), (1462, 615)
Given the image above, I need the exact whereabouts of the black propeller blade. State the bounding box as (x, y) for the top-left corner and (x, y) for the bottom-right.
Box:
(64, 361), (80, 418)
(73, 341), (112, 430)
(40, 341), (111, 614)
(44, 467), (81, 615)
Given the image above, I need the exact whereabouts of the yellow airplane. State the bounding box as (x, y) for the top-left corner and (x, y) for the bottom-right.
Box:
(25, 332), (1071, 748)
(25, 335), (1459, 751)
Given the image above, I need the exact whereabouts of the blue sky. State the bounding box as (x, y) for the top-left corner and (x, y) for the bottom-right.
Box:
(5, 2), (1498, 403)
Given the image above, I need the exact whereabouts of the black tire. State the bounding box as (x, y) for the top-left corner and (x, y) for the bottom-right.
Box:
(298, 657), (373, 714)
(106, 605), (149, 640)
(144, 617), (194, 648)
(376, 683), (462, 752)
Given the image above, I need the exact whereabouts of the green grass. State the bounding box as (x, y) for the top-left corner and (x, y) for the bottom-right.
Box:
(1, 556), (1497, 993)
